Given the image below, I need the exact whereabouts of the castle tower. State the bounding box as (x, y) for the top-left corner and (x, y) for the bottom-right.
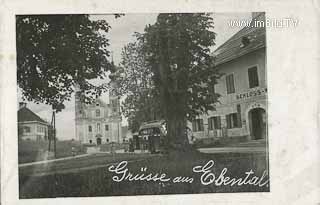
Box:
(74, 84), (85, 142)
(109, 80), (122, 143)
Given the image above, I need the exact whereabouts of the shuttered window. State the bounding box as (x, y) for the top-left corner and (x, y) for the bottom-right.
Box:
(226, 74), (235, 94)
(214, 116), (222, 129)
(248, 66), (259, 88)
(192, 119), (204, 132)
(237, 104), (242, 127)
(208, 116), (221, 130)
(226, 113), (241, 129)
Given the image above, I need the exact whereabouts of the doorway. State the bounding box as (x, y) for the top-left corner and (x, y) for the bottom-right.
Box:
(249, 108), (266, 140)
(96, 137), (102, 145)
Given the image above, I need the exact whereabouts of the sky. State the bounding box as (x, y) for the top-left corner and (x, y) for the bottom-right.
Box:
(18, 13), (251, 140)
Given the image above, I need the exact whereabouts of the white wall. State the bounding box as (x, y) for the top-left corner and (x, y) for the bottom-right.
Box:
(192, 48), (266, 139)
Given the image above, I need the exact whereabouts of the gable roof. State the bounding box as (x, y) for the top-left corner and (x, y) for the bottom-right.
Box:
(18, 107), (47, 123)
(213, 13), (266, 66)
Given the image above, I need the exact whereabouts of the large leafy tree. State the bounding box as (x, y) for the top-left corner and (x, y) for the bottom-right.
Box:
(141, 13), (221, 151)
(112, 37), (161, 132)
(16, 14), (121, 111)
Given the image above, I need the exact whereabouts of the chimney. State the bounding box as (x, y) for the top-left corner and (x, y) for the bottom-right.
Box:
(19, 102), (27, 109)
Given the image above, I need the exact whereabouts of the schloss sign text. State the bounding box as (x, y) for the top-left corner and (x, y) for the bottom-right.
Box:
(236, 88), (267, 100)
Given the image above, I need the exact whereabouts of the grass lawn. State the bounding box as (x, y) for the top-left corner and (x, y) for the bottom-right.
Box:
(19, 152), (269, 198)
(19, 153), (155, 176)
(18, 140), (86, 164)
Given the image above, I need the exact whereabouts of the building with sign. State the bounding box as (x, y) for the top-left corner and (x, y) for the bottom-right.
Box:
(75, 82), (122, 145)
(190, 13), (267, 142)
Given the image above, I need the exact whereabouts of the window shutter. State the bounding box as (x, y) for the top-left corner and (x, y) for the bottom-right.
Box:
(226, 114), (231, 129)
(192, 121), (196, 131)
(217, 116), (221, 129)
(248, 67), (259, 88)
(208, 118), (212, 130)
(232, 113), (237, 128)
(226, 76), (230, 94)
(226, 74), (235, 94)
(237, 104), (242, 128)
(230, 74), (235, 93)
(200, 119), (204, 131)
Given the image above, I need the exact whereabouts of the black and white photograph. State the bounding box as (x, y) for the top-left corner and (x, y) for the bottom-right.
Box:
(0, 0), (320, 204)
(15, 12), (270, 198)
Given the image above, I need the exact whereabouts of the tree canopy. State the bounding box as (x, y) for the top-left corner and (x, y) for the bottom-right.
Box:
(112, 36), (161, 132)
(140, 13), (221, 149)
(16, 14), (121, 111)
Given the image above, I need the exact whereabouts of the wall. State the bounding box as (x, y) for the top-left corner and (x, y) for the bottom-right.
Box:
(19, 122), (48, 141)
(75, 102), (122, 145)
(191, 48), (267, 140)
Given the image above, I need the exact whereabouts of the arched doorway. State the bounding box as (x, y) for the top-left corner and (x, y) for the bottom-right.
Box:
(248, 108), (266, 140)
(96, 137), (102, 145)
(96, 134), (102, 145)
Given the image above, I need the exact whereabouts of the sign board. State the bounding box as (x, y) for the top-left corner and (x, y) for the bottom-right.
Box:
(236, 88), (267, 100)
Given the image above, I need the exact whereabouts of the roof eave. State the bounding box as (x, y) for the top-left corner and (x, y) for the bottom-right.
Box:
(213, 45), (266, 68)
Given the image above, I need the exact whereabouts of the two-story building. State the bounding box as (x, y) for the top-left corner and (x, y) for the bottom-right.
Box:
(18, 102), (49, 141)
(190, 12), (267, 142)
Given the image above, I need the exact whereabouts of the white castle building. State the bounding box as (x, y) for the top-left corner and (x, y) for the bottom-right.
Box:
(75, 83), (122, 145)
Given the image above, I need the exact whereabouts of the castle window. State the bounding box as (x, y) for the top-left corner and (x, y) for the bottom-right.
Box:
(97, 123), (101, 132)
(248, 66), (259, 88)
(208, 116), (221, 130)
(226, 113), (241, 129)
(89, 140), (92, 144)
(24, 126), (31, 133)
(88, 125), (92, 132)
(96, 109), (100, 117)
(226, 74), (235, 94)
(105, 124), (109, 131)
(192, 119), (204, 132)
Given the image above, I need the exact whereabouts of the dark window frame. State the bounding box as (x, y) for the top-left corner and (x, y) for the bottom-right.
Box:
(192, 119), (204, 132)
(24, 126), (31, 133)
(226, 74), (235, 94)
(226, 113), (241, 129)
(213, 116), (221, 129)
(248, 66), (259, 88)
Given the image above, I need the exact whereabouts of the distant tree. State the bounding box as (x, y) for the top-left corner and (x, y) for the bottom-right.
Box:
(112, 38), (161, 132)
(141, 13), (221, 151)
(16, 14), (122, 111)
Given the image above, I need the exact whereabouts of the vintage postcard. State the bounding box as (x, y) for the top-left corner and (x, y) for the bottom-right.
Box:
(16, 12), (269, 198)
(1, 1), (319, 205)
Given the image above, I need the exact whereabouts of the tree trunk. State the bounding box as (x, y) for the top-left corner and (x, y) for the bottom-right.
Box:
(166, 114), (189, 151)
